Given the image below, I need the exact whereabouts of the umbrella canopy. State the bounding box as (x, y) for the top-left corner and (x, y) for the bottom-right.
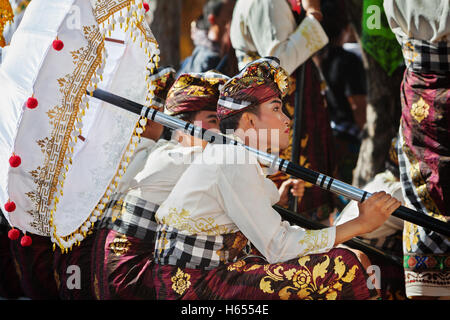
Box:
(0, 0), (160, 251)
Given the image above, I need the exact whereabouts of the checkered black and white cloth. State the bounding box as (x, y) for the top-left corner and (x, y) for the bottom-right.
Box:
(98, 193), (159, 242)
(402, 39), (450, 73)
(154, 224), (253, 270)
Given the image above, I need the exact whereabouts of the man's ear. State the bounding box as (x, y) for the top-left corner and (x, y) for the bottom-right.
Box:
(241, 112), (256, 129)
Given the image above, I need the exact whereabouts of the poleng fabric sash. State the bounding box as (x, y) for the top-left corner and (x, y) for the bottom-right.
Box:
(402, 39), (450, 73)
(154, 224), (254, 270)
(98, 193), (159, 242)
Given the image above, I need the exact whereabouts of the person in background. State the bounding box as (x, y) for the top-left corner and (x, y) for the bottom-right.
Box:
(178, 0), (238, 77)
(91, 70), (229, 300)
(315, 0), (367, 188)
(150, 57), (401, 300)
(230, 0), (337, 223)
(384, 0), (450, 300)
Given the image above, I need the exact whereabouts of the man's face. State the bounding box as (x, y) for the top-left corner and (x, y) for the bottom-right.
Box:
(250, 97), (290, 153)
(192, 110), (220, 131)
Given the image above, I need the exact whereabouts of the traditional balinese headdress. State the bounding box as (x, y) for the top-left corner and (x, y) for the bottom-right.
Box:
(217, 57), (289, 120)
(147, 66), (177, 110)
(164, 71), (230, 116)
(0, 0), (160, 252)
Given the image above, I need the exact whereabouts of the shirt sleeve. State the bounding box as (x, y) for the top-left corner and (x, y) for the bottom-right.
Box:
(245, 0), (329, 75)
(216, 157), (336, 264)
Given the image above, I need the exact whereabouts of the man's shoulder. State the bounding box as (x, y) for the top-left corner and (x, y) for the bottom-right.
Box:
(196, 143), (260, 168)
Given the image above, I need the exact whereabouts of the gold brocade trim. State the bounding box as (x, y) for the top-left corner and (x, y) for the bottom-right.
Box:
(27, 25), (105, 236)
(171, 268), (191, 296)
(403, 221), (420, 253)
(109, 233), (131, 256)
(49, 1), (160, 250)
(161, 208), (232, 236)
(94, 0), (132, 24)
(297, 229), (330, 255)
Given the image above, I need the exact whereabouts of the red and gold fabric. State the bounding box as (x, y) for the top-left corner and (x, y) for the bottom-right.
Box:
(164, 71), (230, 116)
(217, 57), (289, 120)
(152, 232), (378, 300)
(398, 67), (450, 297)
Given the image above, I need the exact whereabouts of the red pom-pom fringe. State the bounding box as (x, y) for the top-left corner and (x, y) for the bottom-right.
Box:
(8, 229), (20, 241)
(4, 201), (16, 213)
(52, 39), (64, 51)
(9, 155), (21, 168)
(20, 235), (32, 247)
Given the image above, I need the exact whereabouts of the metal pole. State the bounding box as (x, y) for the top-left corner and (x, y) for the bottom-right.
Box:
(274, 205), (403, 267)
(90, 89), (450, 237)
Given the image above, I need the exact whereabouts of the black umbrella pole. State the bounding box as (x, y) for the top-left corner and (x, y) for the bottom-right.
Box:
(90, 89), (450, 237)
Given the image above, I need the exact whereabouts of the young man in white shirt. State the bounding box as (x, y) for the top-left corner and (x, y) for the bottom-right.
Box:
(91, 70), (231, 300)
(152, 57), (401, 300)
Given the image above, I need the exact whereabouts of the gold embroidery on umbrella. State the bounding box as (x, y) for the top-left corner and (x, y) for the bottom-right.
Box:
(26, 24), (104, 235)
(259, 255), (358, 300)
(171, 268), (191, 296)
(109, 233), (131, 256)
(410, 97), (430, 124)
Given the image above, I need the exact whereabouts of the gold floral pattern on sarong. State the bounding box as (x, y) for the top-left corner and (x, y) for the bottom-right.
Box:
(403, 221), (420, 253)
(259, 255), (358, 300)
(109, 233), (131, 256)
(410, 97), (430, 124)
(171, 268), (191, 296)
(161, 208), (231, 236)
(402, 141), (443, 219)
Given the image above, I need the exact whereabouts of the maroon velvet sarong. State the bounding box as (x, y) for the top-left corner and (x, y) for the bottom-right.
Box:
(53, 233), (96, 300)
(91, 228), (155, 300)
(152, 247), (378, 300)
(9, 233), (59, 300)
(399, 69), (450, 296)
(0, 230), (23, 299)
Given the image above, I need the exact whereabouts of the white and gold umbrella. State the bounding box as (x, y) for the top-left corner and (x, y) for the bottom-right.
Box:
(0, 0), (159, 251)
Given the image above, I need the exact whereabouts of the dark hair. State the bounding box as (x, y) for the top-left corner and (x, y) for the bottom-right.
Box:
(219, 105), (260, 133)
(200, 0), (225, 29)
(159, 111), (200, 140)
(320, 0), (349, 44)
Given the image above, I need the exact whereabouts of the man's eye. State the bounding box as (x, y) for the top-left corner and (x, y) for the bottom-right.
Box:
(273, 106), (280, 112)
